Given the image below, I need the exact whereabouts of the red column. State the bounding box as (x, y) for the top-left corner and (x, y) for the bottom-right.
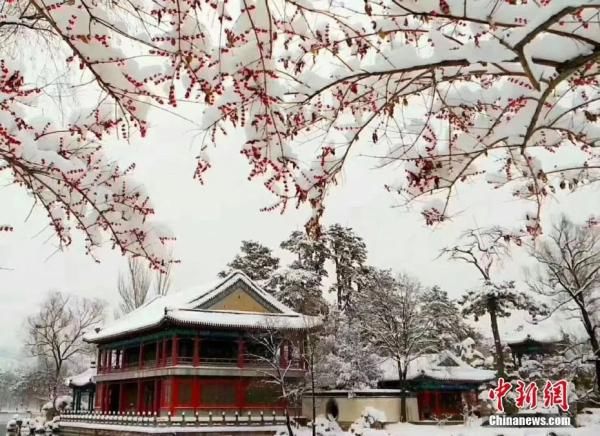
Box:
(280, 343), (288, 368)
(139, 343), (144, 369)
(434, 391), (441, 417)
(162, 339), (167, 366)
(172, 336), (179, 366)
(137, 380), (143, 413)
(106, 350), (112, 373)
(153, 379), (159, 414)
(155, 342), (160, 368)
(119, 383), (125, 413)
(97, 349), (102, 372)
(237, 339), (245, 368)
(235, 379), (246, 411)
(192, 377), (200, 411)
(193, 337), (200, 367)
(95, 384), (102, 411)
(171, 377), (179, 415)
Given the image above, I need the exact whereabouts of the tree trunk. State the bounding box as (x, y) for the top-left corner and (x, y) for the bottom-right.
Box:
(285, 409), (294, 436)
(310, 351), (316, 436)
(488, 302), (505, 377)
(335, 259), (343, 310)
(579, 307), (600, 393)
(398, 365), (407, 422)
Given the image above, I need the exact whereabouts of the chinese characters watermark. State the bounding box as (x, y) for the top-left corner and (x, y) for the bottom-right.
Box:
(488, 378), (569, 413)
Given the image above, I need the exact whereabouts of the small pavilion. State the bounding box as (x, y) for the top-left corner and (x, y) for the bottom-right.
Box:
(67, 366), (97, 412)
(378, 351), (495, 421)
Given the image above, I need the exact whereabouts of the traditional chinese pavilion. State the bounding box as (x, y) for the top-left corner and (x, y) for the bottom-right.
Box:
(504, 322), (563, 367)
(84, 271), (320, 417)
(66, 366), (97, 412)
(378, 351), (495, 421)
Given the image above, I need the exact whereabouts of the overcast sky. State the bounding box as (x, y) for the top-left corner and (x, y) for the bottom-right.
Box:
(1, 101), (599, 368)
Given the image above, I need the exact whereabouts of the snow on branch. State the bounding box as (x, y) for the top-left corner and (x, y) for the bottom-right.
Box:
(3, 0), (599, 255)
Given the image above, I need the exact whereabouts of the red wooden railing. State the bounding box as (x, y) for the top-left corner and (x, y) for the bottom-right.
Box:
(97, 342), (304, 374)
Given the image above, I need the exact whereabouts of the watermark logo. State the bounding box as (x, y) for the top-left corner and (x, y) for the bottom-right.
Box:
(487, 378), (572, 428)
(488, 378), (569, 413)
(488, 414), (573, 428)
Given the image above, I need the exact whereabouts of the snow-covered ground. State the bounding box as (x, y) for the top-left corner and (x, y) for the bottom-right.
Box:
(285, 409), (600, 436)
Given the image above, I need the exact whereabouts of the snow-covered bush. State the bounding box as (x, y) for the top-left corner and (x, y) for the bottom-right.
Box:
(313, 415), (345, 436)
(348, 408), (386, 435)
(277, 415), (344, 436)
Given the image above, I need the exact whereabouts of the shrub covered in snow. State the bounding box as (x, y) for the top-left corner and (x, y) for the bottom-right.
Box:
(348, 408), (387, 435)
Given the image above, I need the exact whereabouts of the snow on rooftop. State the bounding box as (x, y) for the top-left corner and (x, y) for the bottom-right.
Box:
(85, 271), (320, 342)
(66, 367), (96, 387)
(504, 320), (564, 345)
(379, 351), (495, 383)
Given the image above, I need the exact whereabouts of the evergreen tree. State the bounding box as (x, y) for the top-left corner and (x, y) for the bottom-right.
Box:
(324, 224), (367, 311)
(459, 280), (545, 377)
(421, 285), (480, 350)
(270, 267), (328, 315)
(443, 228), (546, 377)
(273, 231), (328, 315)
(314, 310), (381, 390)
(280, 230), (328, 279)
(219, 240), (280, 283)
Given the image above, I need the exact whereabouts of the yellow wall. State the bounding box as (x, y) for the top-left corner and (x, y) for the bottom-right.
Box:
(207, 287), (271, 313)
(302, 395), (419, 426)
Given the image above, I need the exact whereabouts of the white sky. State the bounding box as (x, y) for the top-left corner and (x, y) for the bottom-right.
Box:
(1, 101), (599, 368)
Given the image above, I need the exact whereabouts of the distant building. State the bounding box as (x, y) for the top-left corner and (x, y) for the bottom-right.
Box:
(504, 322), (564, 367)
(66, 366), (96, 412)
(84, 271), (320, 416)
(377, 351), (495, 421)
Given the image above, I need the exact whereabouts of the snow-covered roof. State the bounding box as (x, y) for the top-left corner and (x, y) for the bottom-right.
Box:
(85, 271), (321, 342)
(66, 367), (96, 387)
(379, 351), (495, 383)
(504, 320), (564, 345)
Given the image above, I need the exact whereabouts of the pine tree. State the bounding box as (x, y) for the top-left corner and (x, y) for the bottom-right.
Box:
(324, 224), (367, 311)
(219, 240), (280, 283)
(270, 267), (327, 316)
(280, 230), (328, 279)
(272, 231), (328, 315)
(443, 228), (546, 377)
(421, 285), (480, 350)
(459, 280), (545, 377)
(314, 310), (381, 390)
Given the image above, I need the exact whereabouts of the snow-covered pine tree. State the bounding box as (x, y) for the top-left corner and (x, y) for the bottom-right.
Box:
(270, 230), (328, 315)
(324, 224), (367, 311)
(280, 230), (328, 279)
(313, 309), (381, 390)
(270, 267), (327, 316)
(460, 280), (545, 377)
(443, 228), (547, 377)
(421, 285), (481, 350)
(219, 240), (280, 284)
